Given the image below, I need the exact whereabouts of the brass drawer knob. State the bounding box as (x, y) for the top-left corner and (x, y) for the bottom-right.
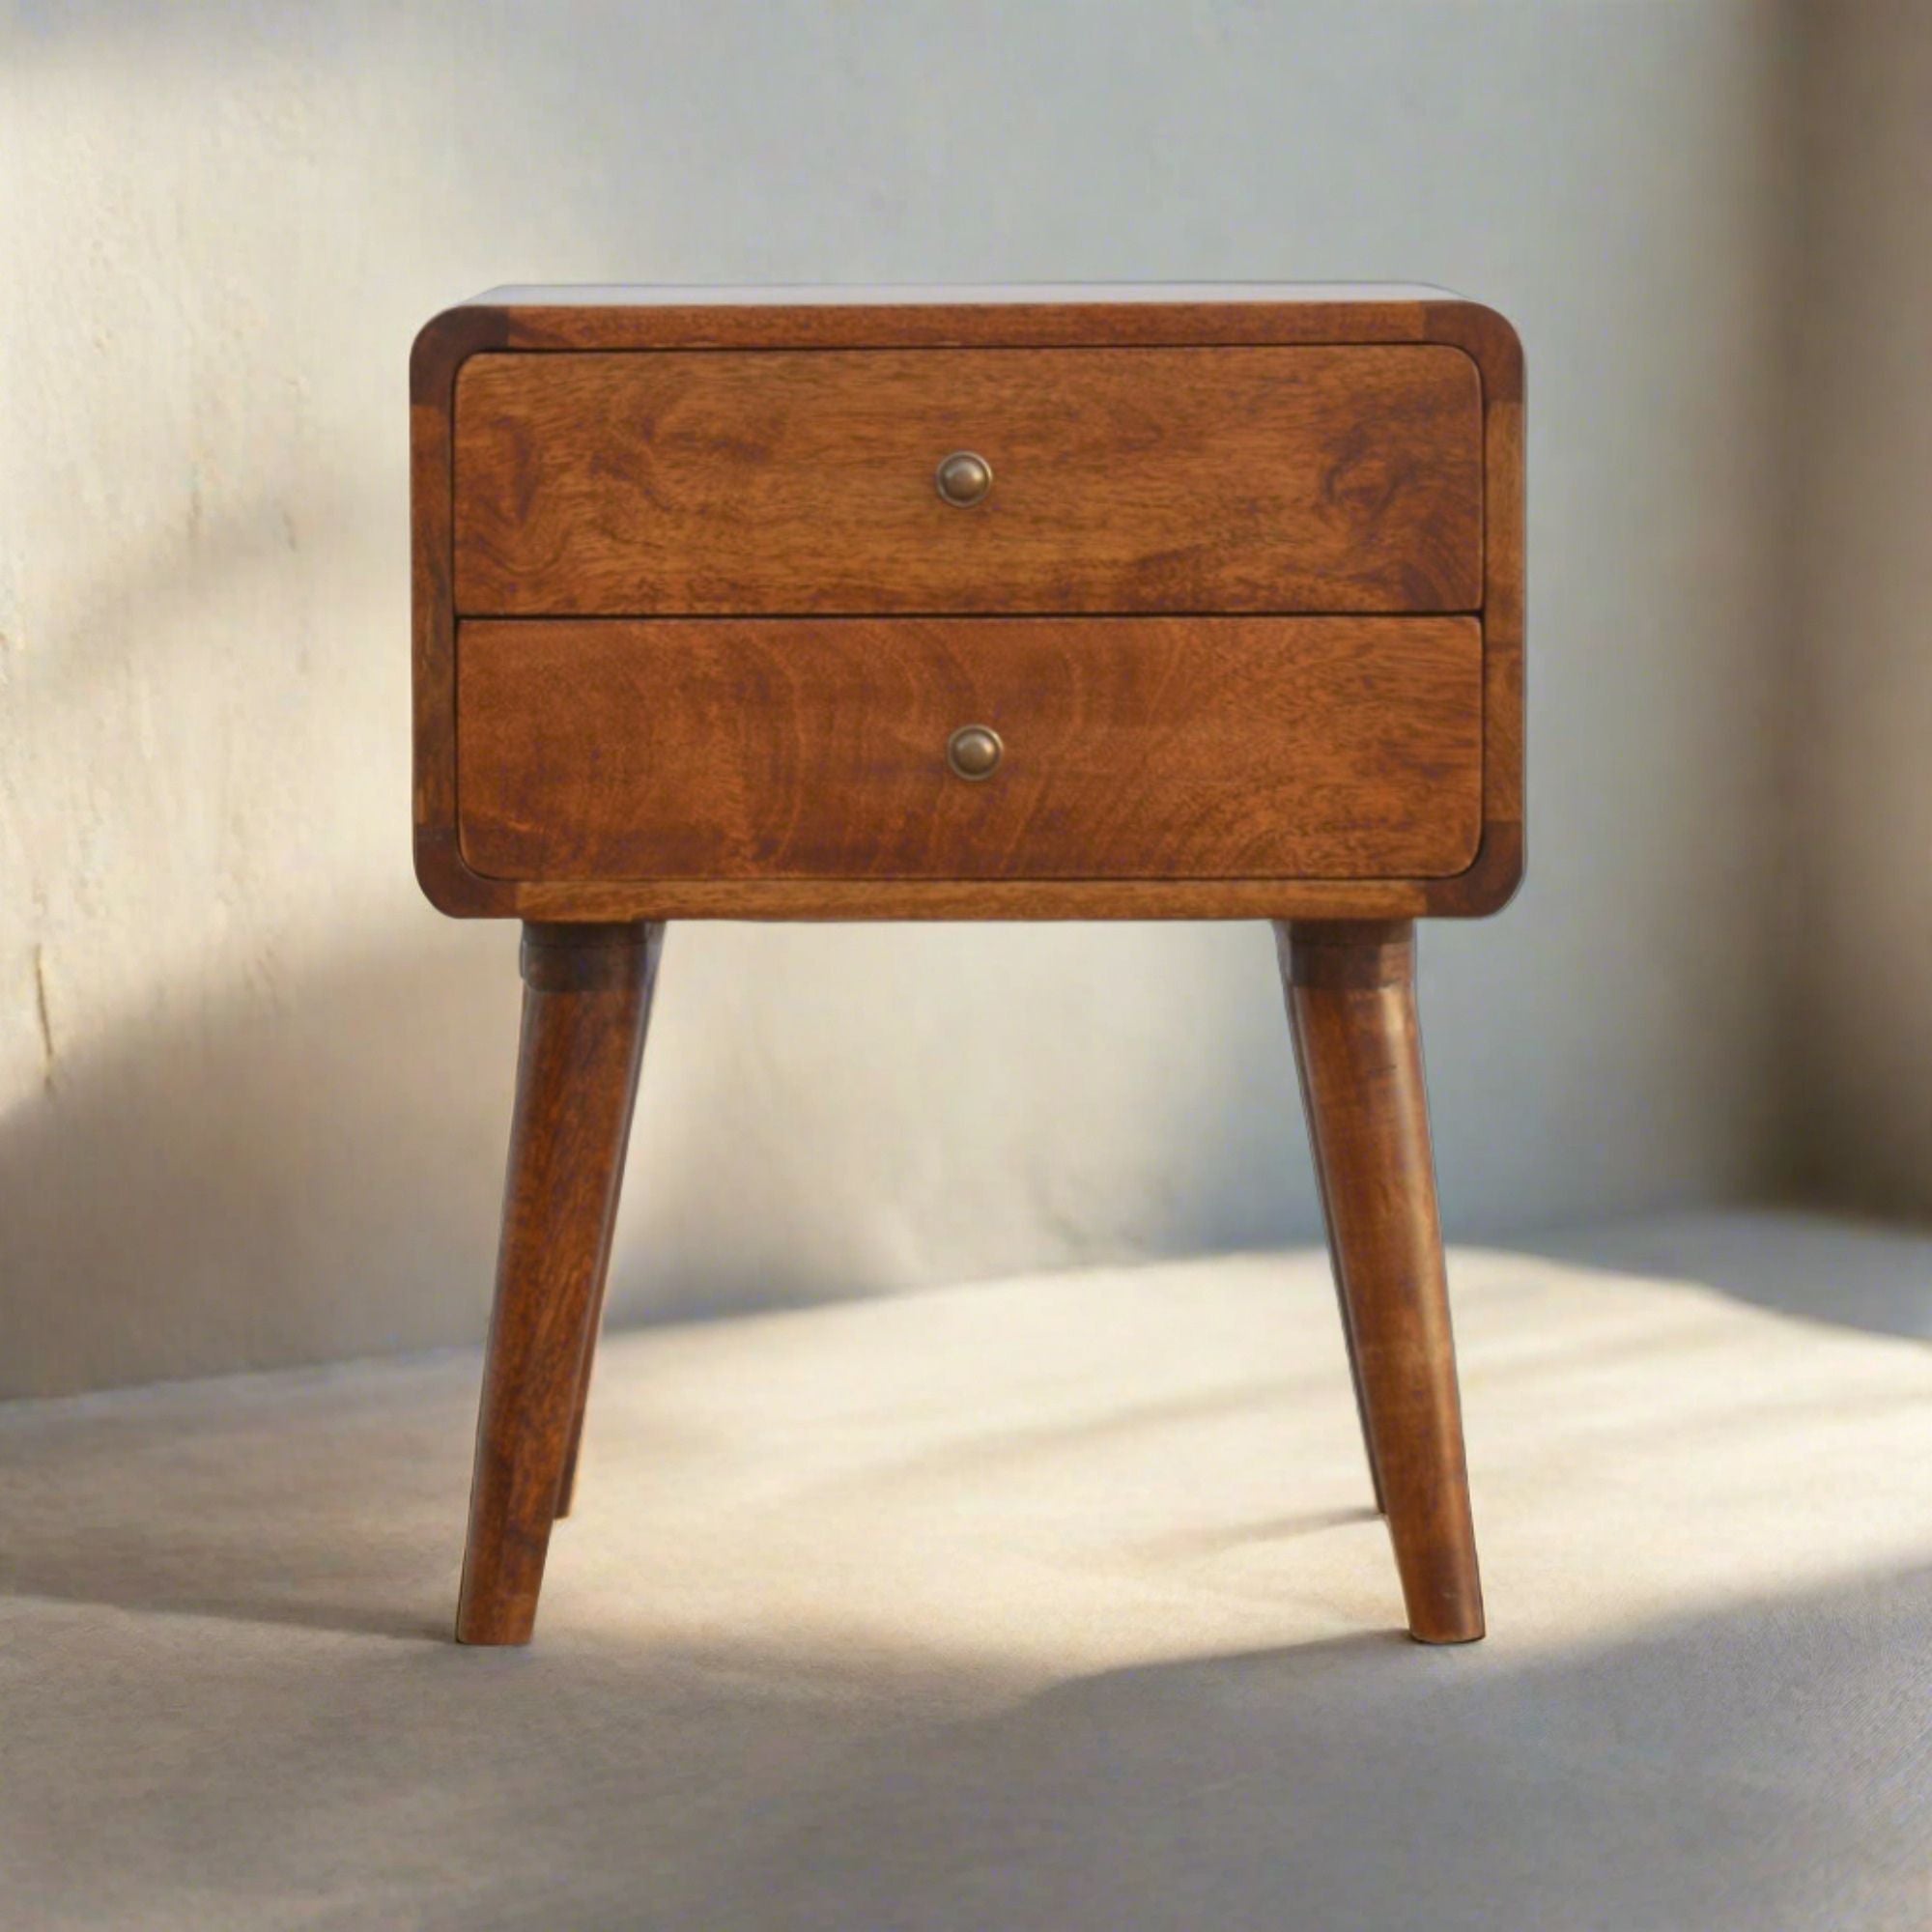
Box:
(935, 450), (993, 507)
(946, 724), (1003, 781)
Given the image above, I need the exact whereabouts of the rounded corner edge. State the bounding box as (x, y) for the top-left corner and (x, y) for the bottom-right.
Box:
(1421, 299), (1523, 405)
(410, 304), (512, 408)
(1424, 822), (1524, 920)
(413, 825), (515, 920)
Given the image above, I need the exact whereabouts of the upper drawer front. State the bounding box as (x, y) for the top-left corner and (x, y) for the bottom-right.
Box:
(455, 615), (1483, 883)
(452, 347), (1484, 616)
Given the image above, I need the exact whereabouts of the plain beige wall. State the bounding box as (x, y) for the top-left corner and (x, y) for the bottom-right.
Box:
(0, 2), (1798, 1396)
(1788, 2), (1932, 1215)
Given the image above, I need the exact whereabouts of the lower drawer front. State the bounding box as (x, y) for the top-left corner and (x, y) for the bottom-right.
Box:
(455, 616), (1483, 883)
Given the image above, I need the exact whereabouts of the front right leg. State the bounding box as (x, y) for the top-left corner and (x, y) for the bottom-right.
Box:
(1278, 919), (1484, 1644)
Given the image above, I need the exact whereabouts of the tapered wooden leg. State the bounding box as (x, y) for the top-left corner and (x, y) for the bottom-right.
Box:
(1278, 926), (1389, 1517)
(456, 922), (660, 1646)
(554, 925), (666, 1520)
(1277, 919), (1484, 1644)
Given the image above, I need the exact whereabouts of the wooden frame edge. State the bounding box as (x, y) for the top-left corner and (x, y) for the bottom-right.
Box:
(410, 303), (513, 406)
(1423, 298), (1525, 920)
(412, 305), (512, 914)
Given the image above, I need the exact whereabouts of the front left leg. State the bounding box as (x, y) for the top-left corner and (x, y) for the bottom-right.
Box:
(456, 922), (658, 1646)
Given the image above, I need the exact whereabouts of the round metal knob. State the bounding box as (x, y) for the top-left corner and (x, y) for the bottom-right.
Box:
(946, 724), (1003, 781)
(935, 450), (993, 507)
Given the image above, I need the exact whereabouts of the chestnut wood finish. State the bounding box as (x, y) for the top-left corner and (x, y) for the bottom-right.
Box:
(554, 923), (665, 1521)
(455, 616), (1484, 884)
(419, 288), (1521, 1650)
(452, 346), (1483, 617)
(412, 289), (1522, 924)
(456, 923), (658, 1645)
(1280, 920), (1483, 1642)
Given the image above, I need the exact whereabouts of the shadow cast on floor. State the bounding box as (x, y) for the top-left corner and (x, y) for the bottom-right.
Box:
(1511, 1205), (1932, 1341)
(4, 1537), (1924, 1931)
(5, 1242), (1929, 1928)
(716, 1566), (1932, 1932)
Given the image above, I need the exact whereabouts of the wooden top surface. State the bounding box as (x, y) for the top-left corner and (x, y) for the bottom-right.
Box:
(464, 281), (1466, 308)
(413, 287), (1520, 396)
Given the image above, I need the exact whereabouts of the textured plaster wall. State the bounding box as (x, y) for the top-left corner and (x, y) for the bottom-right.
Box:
(0, 2), (1795, 1395)
(1787, 3), (1932, 1215)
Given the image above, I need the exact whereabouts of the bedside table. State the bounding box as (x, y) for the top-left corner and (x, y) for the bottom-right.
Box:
(411, 284), (1524, 1648)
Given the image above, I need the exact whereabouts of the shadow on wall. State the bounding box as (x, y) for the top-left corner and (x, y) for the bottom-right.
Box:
(0, 917), (1318, 1398)
(1516, 1208), (1932, 1342)
(0, 925), (524, 1398)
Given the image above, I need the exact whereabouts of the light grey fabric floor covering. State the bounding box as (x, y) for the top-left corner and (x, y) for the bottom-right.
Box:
(3, 1210), (1930, 1930)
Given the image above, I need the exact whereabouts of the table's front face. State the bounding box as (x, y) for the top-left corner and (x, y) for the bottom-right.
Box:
(411, 294), (1522, 922)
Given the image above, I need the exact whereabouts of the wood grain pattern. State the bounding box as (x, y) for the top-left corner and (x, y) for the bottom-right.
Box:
(428, 291), (1443, 356)
(456, 923), (655, 1646)
(434, 874), (1439, 922)
(1279, 919), (1484, 1643)
(554, 923), (665, 1522)
(1424, 298), (1524, 917)
(455, 616), (1484, 884)
(452, 346), (1483, 616)
(412, 294), (1522, 923)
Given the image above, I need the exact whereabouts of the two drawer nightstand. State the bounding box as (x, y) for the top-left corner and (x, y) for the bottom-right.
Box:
(411, 284), (1524, 1648)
